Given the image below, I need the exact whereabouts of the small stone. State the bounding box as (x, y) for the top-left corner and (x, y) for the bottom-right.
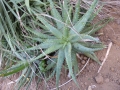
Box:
(81, 82), (84, 85)
(81, 82), (84, 88)
(80, 55), (84, 59)
(89, 63), (95, 70)
(88, 86), (92, 90)
(90, 63), (94, 67)
(110, 67), (115, 72)
(105, 78), (109, 83)
(95, 75), (104, 84)
(81, 60), (86, 65)
(84, 82), (87, 85)
(83, 56), (88, 60)
(81, 84), (84, 88)
(88, 70), (91, 72)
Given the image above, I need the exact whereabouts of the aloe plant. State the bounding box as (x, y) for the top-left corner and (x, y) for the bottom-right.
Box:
(0, 0), (111, 89)
(24, 0), (106, 88)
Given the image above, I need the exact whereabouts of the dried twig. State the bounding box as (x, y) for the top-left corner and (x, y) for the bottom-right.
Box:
(97, 42), (112, 73)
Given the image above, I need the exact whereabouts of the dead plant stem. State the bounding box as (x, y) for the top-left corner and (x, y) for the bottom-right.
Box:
(97, 42), (112, 73)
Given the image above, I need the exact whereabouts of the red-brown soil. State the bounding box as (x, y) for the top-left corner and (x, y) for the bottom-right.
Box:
(0, 1), (120, 90)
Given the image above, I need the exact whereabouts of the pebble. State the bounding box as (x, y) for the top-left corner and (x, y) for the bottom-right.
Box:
(89, 63), (94, 69)
(80, 55), (84, 59)
(84, 82), (87, 85)
(88, 70), (91, 72)
(88, 86), (92, 90)
(83, 56), (88, 60)
(90, 63), (94, 67)
(110, 67), (115, 72)
(81, 60), (86, 65)
(95, 75), (104, 84)
(81, 82), (84, 88)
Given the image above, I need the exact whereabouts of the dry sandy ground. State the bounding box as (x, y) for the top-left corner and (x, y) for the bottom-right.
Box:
(0, 0), (120, 90)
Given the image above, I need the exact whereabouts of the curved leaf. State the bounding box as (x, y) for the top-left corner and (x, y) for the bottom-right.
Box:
(34, 44), (63, 60)
(73, 43), (103, 53)
(83, 52), (101, 64)
(0, 61), (29, 77)
(37, 15), (63, 39)
(72, 0), (81, 24)
(56, 49), (65, 88)
(70, 0), (99, 34)
(71, 51), (78, 75)
(65, 43), (79, 87)
(71, 34), (100, 43)
(25, 26), (53, 39)
(25, 0), (31, 14)
(48, 0), (64, 29)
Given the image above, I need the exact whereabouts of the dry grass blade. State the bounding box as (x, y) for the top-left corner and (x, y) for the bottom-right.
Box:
(97, 42), (113, 73)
